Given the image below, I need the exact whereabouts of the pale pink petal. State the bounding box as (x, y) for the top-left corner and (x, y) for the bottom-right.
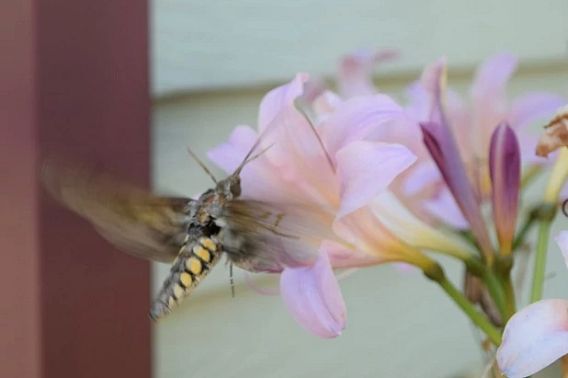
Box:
(280, 251), (346, 338)
(260, 104), (338, 204)
(332, 207), (401, 262)
(508, 93), (566, 130)
(471, 53), (517, 106)
(322, 240), (382, 268)
(405, 81), (430, 122)
(258, 73), (309, 132)
(371, 191), (473, 254)
(335, 141), (416, 217)
(554, 231), (568, 269)
(402, 161), (441, 196)
(312, 90), (343, 116)
(497, 299), (568, 378)
(320, 94), (405, 156)
(207, 125), (257, 174)
(337, 49), (399, 98)
(470, 53), (517, 156)
(420, 58), (447, 118)
(445, 89), (473, 158)
(423, 187), (469, 229)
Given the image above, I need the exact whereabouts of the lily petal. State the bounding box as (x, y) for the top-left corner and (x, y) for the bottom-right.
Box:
(508, 93), (566, 130)
(489, 124), (520, 253)
(280, 250), (346, 338)
(423, 187), (469, 230)
(497, 299), (568, 378)
(371, 191), (474, 255)
(320, 94), (405, 156)
(402, 161), (441, 196)
(337, 49), (399, 98)
(470, 53), (517, 156)
(554, 231), (568, 269)
(207, 125), (257, 174)
(471, 53), (517, 107)
(335, 141), (416, 217)
(421, 121), (493, 256)
(322, 239), (382, 268)
(258, 73), (309, 132)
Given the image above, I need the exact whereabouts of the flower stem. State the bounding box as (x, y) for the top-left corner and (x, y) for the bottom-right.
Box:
(485, 270), (508, 319)
(528, 148), (568, 302)
(520, 164), (543, 189)
(408, 250), (502, 344)
(512, 209), (538, 250)
(530, 219), (553, 302)
(502, 273), (516, 318)
(435, 273), (502, 345)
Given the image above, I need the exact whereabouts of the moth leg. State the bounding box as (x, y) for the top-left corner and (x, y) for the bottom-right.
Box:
(229, 262), (235, 298)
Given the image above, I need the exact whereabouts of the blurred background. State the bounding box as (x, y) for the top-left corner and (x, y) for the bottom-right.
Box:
(3, 1), (568, 377)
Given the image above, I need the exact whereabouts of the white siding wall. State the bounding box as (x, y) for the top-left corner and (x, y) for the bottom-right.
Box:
(151, 1), (568, 377)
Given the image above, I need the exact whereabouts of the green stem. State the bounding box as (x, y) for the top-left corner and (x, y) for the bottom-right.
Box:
(512, 211), (537, 250)
(435, 274), (502, 346)
(520, 164), (543, 189)
(530, 220), (553, 302)
(482, 270), (508, 321)
(503, 273), (516, 319)
(409, 251), (502, 345)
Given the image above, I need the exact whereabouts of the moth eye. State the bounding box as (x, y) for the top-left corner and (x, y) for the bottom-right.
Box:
(230, 178), (241, 197)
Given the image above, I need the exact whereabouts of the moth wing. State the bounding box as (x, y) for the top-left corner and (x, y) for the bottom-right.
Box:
(42, 163), (191, 263)
(223, 199), (335, 272)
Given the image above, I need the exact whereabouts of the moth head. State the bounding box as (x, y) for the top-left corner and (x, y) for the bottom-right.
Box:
(215, 136), (271, 199)
(216, 174), (241, 198)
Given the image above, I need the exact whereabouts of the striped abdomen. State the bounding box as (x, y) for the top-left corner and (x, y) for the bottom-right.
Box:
(149, 236), (221, 320)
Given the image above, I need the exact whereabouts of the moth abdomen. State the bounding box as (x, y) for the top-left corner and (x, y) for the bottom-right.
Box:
(149, 236), (222, 320)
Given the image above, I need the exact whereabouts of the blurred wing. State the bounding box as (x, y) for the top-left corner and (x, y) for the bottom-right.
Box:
(223, 199), (335, 272)
(42, 163), (192, 263)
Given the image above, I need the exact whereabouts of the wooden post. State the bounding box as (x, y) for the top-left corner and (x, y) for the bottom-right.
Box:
(0, 0), (152, 377)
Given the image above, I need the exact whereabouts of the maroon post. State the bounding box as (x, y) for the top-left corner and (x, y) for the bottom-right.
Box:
(1, 0), (152, 377)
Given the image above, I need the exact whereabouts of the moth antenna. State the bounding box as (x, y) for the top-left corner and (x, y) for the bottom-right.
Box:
(229, 263), (235, 298)
(245, 143), (274, 164)
(232, 137), (263, 177)
(294, 98), (336, 173)
(186, 147), (218, 184)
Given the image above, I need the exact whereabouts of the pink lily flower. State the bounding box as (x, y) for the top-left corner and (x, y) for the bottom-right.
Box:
(410, 54), (564, 229)
(208, 73), (468, 337)
(338, 50), (565, 230)
(496, 231), (568, 378)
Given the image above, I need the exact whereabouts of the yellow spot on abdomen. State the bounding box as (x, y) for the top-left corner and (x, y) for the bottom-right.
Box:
(173, 284), (184, 300)
(193, 245), (211, 262)
(179, 272), (192, 288)
(186, 257), (203, 275)
(200, 237), (217, 252)
(168, 296), (176, 309)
